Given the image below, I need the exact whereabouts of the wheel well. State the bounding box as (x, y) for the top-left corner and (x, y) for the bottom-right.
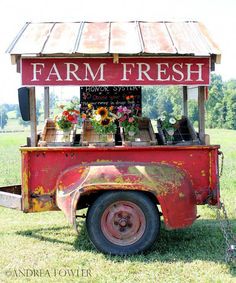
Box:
(77, 189), (159, 210)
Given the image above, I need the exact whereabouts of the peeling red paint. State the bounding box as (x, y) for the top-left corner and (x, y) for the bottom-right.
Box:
(20, 145), (220, 229)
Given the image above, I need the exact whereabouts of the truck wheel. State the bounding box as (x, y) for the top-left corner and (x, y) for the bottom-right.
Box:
(86, 191), (160, 255)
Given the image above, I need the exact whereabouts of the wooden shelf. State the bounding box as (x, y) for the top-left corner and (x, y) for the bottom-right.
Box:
(39, 119), (76, 146)
(80, 120), (115, 147)
(121, 118), (157, 146)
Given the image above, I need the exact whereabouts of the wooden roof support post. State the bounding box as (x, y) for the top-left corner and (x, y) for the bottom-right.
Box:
(44, 86), (50, 120)
(183, 86), (188, 117)
(29, 87), (37, 147)
(198, 86), (205, 144)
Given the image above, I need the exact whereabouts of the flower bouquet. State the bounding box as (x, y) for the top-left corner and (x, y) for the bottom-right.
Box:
(158, 113), (178, 143)
(116, 106), (139, 139)
(81, 105), (117, 145)
(54, 100), (81, 144)
(90, 106), (117, 136)
(55, 99), (81, 131)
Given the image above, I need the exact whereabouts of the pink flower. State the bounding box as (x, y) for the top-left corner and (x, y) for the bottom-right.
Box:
(117, 106), (123, 113)
(128, 117), (134, 123)
(123, 107), (131, 114)
(70, 114), (78, 124)
(119, 115), (127, 122)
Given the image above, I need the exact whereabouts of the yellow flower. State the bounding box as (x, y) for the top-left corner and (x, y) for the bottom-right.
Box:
(96, 107), (108, 119)
(100, 118), (111, 126)
(88, 103), (93, 109)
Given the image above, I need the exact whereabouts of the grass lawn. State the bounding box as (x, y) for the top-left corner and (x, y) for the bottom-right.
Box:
(0, 130), (235, 283)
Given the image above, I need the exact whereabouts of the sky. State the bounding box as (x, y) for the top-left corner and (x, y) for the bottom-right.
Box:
(0, 0), (235, 104)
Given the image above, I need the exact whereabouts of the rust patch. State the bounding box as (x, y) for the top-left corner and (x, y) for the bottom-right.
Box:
(31, 198), (54, 212)
(179, 192), (185, 198)
(173, 161), (184, 166)
(34, 186), (45, 195)
(201, 170), (206, 177)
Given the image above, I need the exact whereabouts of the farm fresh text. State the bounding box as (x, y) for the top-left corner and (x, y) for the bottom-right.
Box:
(21, 57), (210, 86)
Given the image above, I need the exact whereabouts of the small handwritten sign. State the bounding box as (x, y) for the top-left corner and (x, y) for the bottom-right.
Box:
(80, 86), (141, 113)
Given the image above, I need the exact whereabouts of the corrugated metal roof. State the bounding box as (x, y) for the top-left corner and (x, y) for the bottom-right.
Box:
(7, 21), (221, 59)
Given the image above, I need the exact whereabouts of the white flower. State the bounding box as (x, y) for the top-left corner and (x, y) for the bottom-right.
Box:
(95, 114), (101, 122)
(169, 117), (176, 124)
(160, 115), (166, 121)
(167, 129), (174, 136)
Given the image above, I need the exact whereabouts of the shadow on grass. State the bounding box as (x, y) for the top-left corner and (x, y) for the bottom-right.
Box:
(16, 219), (236, 274)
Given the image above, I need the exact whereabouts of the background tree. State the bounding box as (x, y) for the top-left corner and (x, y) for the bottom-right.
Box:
(206, 74), (225, 128)
(225, 79), (236, 129)
(17, 99), (42, 127)
(188, 100), (198, 125)
(142, 86), (182, 119)
(0, 105), (8, 129)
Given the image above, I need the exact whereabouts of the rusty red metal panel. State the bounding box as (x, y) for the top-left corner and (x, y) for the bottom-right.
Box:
(110, 22), (142, 54)
(167, 22), (211, 55)
(10, 23), (54, 54)
(140, 22), (176, 54)
(77, 22), (110, 54)
(56, 163), (197, 229)
(7, 21), (221, 59)
(42, 22), (82, 54)
(20, 145), (220, 215)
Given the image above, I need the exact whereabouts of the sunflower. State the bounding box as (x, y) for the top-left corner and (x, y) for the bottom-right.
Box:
(96, 107), (108, 119)
(100, 118), (111, 126)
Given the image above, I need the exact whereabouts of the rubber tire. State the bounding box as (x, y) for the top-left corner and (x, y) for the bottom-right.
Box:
(86, 191), (160, 255)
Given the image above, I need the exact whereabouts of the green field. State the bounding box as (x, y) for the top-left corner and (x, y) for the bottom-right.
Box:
(0, 130), (235, 283)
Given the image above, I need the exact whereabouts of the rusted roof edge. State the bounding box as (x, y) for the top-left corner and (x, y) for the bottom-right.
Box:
(6, 22), (30, 53)
(198, 22), (221, 55)
(73, 22), (85, 53)
(40, 23), (57, 54)
(164, 22), (178, 54)
(136, 21), (144, 53)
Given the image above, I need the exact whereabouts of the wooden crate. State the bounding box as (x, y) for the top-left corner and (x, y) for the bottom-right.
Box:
(157, 116), (200, 145)
(121, 118), (157, 146)
(80, 119), (115, 147)
(39, 119), (76, 147)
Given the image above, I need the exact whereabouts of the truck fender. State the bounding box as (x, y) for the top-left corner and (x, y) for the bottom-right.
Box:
(56, 162), (197, 231)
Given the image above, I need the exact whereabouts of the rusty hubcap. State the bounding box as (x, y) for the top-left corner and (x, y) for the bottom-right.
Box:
(101, 201), (146, 246)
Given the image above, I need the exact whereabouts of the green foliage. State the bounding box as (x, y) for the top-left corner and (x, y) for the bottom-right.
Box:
(224, 83), (236, 129)
(16, 99), (42, 127)
(90, 106), (117, 135)
(188, 100), (198, 124)
(142, 86), (182, 119)
(206, 75), (236, 130)
(0, 105), (8, 129)
(141, 76), (236, 130)
(91, 118), (117, 135)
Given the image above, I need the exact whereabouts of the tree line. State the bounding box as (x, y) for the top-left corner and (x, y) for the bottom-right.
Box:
(0, 74), (236, 130)
(142, 74), (236, 130)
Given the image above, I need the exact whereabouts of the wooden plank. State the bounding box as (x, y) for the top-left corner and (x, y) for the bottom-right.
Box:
(198, 86), (205, 143)
(44, 87), (50, 120)
(0, 191), (22, 210)
(29, 87), (37, 147)
(157, 116), (200, 145)
(80, 120), (115, 147)
(40, 119), (76, 146)
(183, 86), (188, 116)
